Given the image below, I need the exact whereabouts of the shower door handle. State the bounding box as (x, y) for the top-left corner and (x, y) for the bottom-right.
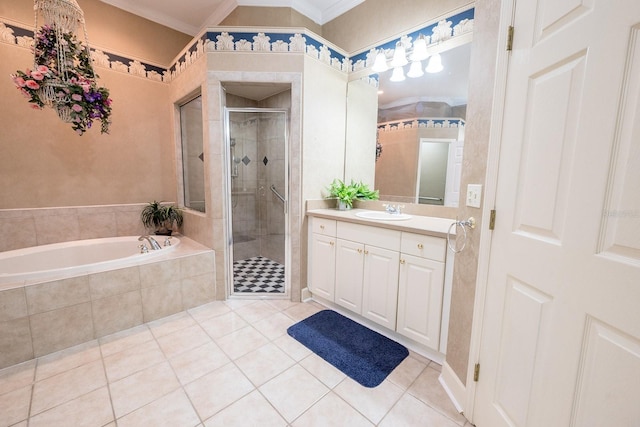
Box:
(270, 185), (287, 213)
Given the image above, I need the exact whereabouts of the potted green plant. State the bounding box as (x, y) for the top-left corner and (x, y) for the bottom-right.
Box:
(327, 179), (379, 210)
(140, 201), (184, 235)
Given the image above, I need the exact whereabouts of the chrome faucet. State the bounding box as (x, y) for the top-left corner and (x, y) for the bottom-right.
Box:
(383, 204), (405, 214)
(138, 235), (162, 250)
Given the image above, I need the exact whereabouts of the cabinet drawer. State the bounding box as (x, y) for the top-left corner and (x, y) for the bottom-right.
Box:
(401, 232), (446, 262)
(310, 217), (337, 236)
(337, 221), (401, 250)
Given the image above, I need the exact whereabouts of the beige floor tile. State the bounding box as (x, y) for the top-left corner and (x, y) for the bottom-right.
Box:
(185, 363), (254, 420)
(0, 360), (35, 396)
(215, 326), (269, 360)
(334, 377), (403, 424)
(259, 365), (329, 423)
(265, 299), (300, 312)
(386, 354), (428, 391)
(103, 339), (166, 383)
(35, 341), (101, 382)
(203, 390), (286, 427)
(252, 312), (296, 340)
(235, 343), (296, 387)
(282, 303), (322, 322)
(299, 353), (346, 388)
(30, 359), (106, 416)
(148, 311), (197, 338)
(408, 365), (467, 425)
(234, 301), (279, 323)
(109, 361), (181, 418)
(169, 342), (230, 385)
(117, 388), (200, 427)
(28, 387), (113, 427)
(199, 312), (248, 339)
(379, 393), (461, 427)
(99, 324), (153, 357)
(188, 301), (231, 323)
(292, 391), (374, 427)
(0, 385), (31, 427)
(272, 334), (312, 362)
(156, 324), (211, 359)
(224, 299), (258, 310)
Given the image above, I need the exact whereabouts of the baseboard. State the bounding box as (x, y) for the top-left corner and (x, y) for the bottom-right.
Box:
(439, 361), (466, 414)
(301, 287), (312, 302)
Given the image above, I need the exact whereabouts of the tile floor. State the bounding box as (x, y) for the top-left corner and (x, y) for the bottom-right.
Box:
(233, 257), (285, 294)
(0, 300), (473, 427)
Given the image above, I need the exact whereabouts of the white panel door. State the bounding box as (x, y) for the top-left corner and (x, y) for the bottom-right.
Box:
(474, 0), (640, 426)
(308, 233), (335, 301)
(397, 254), (445, 350)
(362, 245), (400, 329)
(334, 239), (364, 314)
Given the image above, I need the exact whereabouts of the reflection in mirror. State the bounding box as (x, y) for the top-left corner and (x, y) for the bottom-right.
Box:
(180, 95), (205, 212)
(346, 42), (471, 208)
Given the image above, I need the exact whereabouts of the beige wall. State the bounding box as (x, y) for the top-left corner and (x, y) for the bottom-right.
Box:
(322, 0), (474, 53)
(221, 6), (322, 35)
(446, 0), (501, 384)
(1, 0), (191, 210)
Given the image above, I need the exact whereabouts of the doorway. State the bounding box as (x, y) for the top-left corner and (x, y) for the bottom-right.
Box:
(225, 108), (289, 296)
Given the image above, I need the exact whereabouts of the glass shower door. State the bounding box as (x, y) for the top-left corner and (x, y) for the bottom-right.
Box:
(226, 108), (288, 295)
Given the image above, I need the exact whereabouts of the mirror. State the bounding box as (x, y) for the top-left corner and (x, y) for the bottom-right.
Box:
(345, 41), (471, 207)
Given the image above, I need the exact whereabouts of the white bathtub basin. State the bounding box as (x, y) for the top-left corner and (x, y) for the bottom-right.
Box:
(355, 211), (413, 221)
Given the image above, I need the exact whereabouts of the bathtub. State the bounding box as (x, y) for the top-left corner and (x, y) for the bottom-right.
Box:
(0, 236), (181, 285)
(0, 234), (217, 369)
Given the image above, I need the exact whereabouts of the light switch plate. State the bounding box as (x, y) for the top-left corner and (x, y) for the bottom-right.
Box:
(466, 184), (482, 208)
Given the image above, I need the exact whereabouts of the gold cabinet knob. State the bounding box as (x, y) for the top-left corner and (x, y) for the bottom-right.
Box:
(400, 259), (406, 264)
(364, 250), (369, 255)
(357, 248), (363, 254)
(417, 243), (424, 249)
(320, 225), (325, 230)
(329, 241), (334, 246)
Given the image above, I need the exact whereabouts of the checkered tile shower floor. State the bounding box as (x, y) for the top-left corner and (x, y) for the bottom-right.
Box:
(233, 256), (285, 293)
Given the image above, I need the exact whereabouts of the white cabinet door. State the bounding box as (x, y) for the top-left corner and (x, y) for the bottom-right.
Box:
(308, 233), (336, 301)
(397, 253), (445, 350)
(335, 239), (364, 314)
(362, 246), (400, 329)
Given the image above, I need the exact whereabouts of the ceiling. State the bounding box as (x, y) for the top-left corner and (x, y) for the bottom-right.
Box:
(99, 0), (365, 36)
(99, 0), (470, 108)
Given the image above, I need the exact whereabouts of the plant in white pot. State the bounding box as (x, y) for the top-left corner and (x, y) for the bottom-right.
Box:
(140, 201), (184, 235)
(327, 179), (379, 210)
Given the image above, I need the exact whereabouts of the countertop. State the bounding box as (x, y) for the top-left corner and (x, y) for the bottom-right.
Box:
(306, 208), (457, 238)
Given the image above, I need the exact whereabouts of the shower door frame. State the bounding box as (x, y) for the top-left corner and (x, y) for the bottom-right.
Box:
(223, 107), (290, 298)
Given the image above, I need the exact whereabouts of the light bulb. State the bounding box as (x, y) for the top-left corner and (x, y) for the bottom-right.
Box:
(371, 51), (388, 73)
(390, 66), (405, 82)
(390, 42), (408, 67)
(425, 53), (443, 73)
(407, 60), (424, 78)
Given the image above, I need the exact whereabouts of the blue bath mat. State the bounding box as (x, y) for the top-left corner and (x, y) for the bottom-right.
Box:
(287, 310), (409, 387)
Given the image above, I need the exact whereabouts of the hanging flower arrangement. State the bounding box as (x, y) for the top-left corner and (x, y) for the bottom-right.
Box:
(10, 0), (112, 135)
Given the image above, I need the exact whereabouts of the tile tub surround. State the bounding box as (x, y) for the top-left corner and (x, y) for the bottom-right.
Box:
(0, 300), (473, 426)
(0, 244), (216, 369)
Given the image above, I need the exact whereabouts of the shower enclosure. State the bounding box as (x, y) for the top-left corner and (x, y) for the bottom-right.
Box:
(225, 108), (288, 296)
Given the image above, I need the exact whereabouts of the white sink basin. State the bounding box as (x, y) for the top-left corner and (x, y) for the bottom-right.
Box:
(355, 211), (412, 221)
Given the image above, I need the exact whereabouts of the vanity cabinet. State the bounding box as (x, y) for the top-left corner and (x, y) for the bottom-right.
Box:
(397, 232), (446, 349)
(308, 218), (337, 301)
(307, 212), (451, 354)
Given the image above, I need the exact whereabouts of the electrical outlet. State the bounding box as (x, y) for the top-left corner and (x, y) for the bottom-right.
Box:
(466, 184), (482, 208)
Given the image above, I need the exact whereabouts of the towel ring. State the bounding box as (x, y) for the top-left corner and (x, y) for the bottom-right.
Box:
(447, 217), (475, 253)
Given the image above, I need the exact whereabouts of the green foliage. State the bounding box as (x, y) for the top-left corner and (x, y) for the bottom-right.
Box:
(140, 201), (184, 233)
(327, 179), (379, 208)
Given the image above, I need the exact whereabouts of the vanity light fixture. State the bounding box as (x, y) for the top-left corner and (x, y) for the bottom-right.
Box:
(425, 52), (444, 73)
(406, 60), (424, 78)
(410, 35), (429, 61)
(390, 66), (406, 82)
(390, 41), (408, 67)
(372, 50), (389, 73)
